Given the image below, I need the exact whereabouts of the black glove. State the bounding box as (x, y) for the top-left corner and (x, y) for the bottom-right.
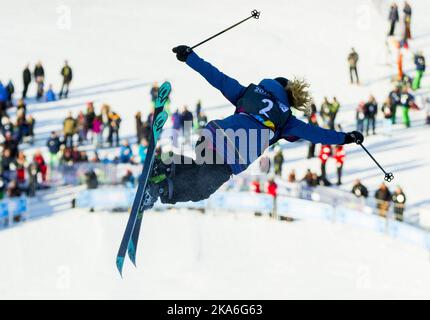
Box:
(344, 131), (364, 145)
(172, 45), (192, 62)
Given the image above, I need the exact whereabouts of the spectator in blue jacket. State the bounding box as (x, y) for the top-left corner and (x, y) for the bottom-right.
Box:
(119, 140), (133, 163)
(47, 131), (62, 168)
(0, 81), (8, 114)
(141, 47), (363, 209)
(45, 84), (57, 102)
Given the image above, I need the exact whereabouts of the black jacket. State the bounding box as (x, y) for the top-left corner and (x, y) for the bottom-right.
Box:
(23, 68), (31, 85)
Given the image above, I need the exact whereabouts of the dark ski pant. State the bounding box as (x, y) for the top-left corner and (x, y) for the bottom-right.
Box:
(350, 67), (359, 84)
(161, 155), (232, 204)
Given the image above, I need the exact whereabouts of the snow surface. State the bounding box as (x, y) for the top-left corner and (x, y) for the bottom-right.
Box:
(0, 0), (430, 299)
(0, 209), (430, 299)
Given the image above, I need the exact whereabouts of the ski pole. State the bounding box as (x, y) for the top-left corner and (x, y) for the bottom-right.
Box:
(190, 9), (261, 50)
(358, 142), (394, 182)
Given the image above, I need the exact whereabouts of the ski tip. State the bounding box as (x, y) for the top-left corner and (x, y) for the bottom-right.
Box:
(116, 257), (125, 277)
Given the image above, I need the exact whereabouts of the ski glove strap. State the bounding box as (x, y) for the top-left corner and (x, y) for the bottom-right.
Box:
(344, 131), (364, 145)
(172, 45), (192, 62)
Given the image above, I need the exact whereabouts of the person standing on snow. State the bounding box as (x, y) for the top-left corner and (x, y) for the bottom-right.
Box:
(319, 144), (332, 186)
(34, 61), (45, 100)
(348, 48), (360, 85)
(364, 95), (378, 136)
(381, 98), (393, 136)
(403, 1), (412, 40)
(320, 97), (332, 128)
(307, 103), (318, 159)
(140, 46), (364, 209)
(412, 51), (426, 91)
(59, 60), (73, 99)
(388, 2), (399, 37)
(22, 64), (31, 99)
(333, 144), (345, 186)
(399, 87), (414, 128)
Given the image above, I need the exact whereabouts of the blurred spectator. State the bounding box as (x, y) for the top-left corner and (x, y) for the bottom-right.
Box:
(85, 169), (98, 190)
(196, 111), (208, 130)
(16, 151), (27, 185)
(138, 138), (148, 164)
(388, 2), (399, 36)
(301, 169), (318, 187)
(288, 170), (296, 183)
(333, 144), (345, 186)
(320, 97), (331, 128)
(150, 82), (159, 106)
(34, 61), (45, 100)
(412, 51), (425, 91)
(171, 109), (182, 147)
(45, 84), (56, 102)
(381, 98), (393, 136)
(181, 105), (193, 144)
(119, 140), (133, 164)
(389, 86), (401, 124)
(319, 145), (332, 186)
(135, 112), (144, 142)
(59, 60), (73, 99)
(46, 131), (61, 168)
(92, 115), (102, 148)
(348, 48), (360, 85)
(33, 150), (47, 182)
(403, 1), (412, 39)
(399, 87), (414, 128)
(307, 103), (318, 158)
(273, 148), (284, 177)
(1, 148), (15, 181)
(27, 162), (38, 197)
(16, 98), (27, 116)
(101, 104), (111, 144)
(85, 102), (96, 139)
(77, 110), (87, 143)
(22, 64), (31, 99)
(375, 183), (392, 217)
(364, 95), (378, 136)
(351, 179), (369, 198)
(195, 100), (202, 116)
(0, 81), (8, 115)
(121, 169), (135, 188)
(250, 179), (261, 193)
(63, 112), (76, 147)
(7, 180), (21, 198)
(392, 186), (406, 221)
(356, 101), (366, 133)
(329, 97), (340, 129)
(108, 111), (121, 147)
(5, 80), (14, 105)
(266, 178), (278, 198)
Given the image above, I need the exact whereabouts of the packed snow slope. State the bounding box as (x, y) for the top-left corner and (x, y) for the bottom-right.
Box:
(0, 210), (430, 299)
(0, 0), (429, 299)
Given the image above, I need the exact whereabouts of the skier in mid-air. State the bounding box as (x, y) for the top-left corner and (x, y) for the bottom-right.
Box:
(142, 45), (364, 208)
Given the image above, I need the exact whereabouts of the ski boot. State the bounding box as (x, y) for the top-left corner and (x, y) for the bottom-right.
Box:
(141, 156), (174, 210)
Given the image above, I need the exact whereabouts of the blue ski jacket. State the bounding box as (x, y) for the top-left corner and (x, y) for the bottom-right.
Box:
(186, 52), (347, 174)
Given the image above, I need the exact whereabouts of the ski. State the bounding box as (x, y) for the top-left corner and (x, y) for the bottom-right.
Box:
(127, 82), (171, 266)
(116, 81), (171, 276)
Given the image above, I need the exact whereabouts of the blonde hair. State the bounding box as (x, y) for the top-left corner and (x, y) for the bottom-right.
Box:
(286, 78), (312, 115)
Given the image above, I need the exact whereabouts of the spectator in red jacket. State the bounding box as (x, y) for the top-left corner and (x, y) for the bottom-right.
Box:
(333, 145), (345, 185)
(250, 180), (261, 193)
(266, 178), (278, 198)
(33, 150), (48, 182)
(319, 145), (332, 186)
